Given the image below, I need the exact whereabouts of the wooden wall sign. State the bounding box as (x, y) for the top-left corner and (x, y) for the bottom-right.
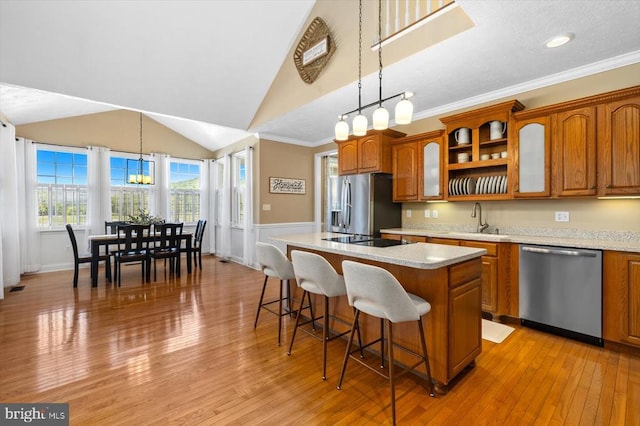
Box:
(269, 177), (306, 194)
(293, 17), (336, 84)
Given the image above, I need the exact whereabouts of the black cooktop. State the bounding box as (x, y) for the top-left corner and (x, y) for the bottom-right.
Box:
(323, 235), (410, 248)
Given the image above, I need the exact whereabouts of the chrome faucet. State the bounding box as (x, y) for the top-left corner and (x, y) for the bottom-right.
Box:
(471, 202), (489, 233)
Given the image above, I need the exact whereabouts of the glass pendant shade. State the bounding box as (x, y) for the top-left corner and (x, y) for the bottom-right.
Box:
(395, 98), (414, 124)
(334, 119), (349, 141)
(372, 106), (389, 130)
(353, 114), (368, 136)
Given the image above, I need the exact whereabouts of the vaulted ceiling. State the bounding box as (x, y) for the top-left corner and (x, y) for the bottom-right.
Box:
(1, 0), (639, 152)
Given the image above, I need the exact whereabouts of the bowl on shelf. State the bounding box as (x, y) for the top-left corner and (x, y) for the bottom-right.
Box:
(457, 153), (470, 163)
(490, 153), (500, 160)
(501, 151), (508, 158)
(480, 154), (490, 161)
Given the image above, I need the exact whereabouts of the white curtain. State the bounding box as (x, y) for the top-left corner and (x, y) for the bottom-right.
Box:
(16, 138), (40, 272)
(0, 123), (21, 288)
(150, 153), (170, 220)
(219, 155), (232, 259)
(85, 146), (111, 248)
(199, 160), (212, 254)
(242, 146), (255, 267)
(208, 159), (219, 255)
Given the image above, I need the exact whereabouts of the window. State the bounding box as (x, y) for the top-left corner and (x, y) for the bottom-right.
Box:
(232, 152), (246, 226)
(169, 160), (200, 223)
(109, 155), (151, 221)
(36, 147), (88, 228)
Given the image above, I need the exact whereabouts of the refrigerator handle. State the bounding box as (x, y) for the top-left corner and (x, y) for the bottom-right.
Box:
(343, 179), (351, 229)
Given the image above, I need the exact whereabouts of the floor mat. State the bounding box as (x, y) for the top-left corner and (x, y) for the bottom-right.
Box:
(482, 319), (515, 343)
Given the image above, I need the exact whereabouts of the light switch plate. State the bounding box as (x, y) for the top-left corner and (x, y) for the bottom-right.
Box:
(555, 211), (569, 222)
(424, 209), (431, 218)
(406, 210), (412, 218)
(263, 204), (271, 211)
(432, 210), (438, 219)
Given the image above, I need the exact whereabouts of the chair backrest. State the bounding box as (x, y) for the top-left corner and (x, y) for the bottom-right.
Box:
(65, 224), (80, 260)
(255, 242), (295, 280)
(105, 220), (128, 235)
(291, 250), (346, 298)
(154, 222), (183, 249)
(117, 224), (151, 252)
(341, 260), (420, 323)
(194, 219), (207, 247)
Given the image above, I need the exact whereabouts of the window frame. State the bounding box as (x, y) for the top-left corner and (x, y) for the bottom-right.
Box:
(169, 158), (201, 224)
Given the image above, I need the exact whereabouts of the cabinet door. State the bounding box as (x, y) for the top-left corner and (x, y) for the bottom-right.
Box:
(392, 141), (419, 201)
(598, 97), (640, 195)
(338, 140), (358, 175)
(603, 251), (640, 348)
(480, 256), (498, 313)
(553, 107), (597, 196)
(420, 139), (443, 200)
(513, 116), (551, 197)
(358, 135), (381, 173)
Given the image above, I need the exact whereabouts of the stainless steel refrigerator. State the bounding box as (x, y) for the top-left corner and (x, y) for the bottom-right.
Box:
(326, 173), (401, 237)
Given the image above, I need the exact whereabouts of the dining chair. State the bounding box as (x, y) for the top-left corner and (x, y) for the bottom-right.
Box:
(113, 224), (151, 287)
(149, 222), (183, 281)
(105, 220), (128, 264)
(66, 224), (111, 287)
(192, 219), (207, 269)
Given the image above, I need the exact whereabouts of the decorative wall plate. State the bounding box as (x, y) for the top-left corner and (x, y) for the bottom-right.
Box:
(293, 17), (336, 84)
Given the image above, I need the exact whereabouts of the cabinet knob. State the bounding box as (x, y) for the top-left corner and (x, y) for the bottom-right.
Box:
(515, 187), (519, 192)
(590, 185), (595, 190)
(605, 184), (611, 188)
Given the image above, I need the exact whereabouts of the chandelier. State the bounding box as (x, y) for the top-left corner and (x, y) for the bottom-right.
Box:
(334, 0), (414, 141)
(127, 113), (155, 185)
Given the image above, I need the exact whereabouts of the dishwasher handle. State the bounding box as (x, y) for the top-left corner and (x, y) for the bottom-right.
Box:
(521, 246), (598, 257)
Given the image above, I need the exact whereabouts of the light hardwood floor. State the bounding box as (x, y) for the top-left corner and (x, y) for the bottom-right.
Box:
(1, 255), (638, 425)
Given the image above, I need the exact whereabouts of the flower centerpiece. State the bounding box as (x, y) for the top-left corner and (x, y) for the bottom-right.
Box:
(128, 209), (164, 225)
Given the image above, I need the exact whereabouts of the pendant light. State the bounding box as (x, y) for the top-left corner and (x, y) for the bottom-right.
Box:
(127, 112), (155, 185)
(372, 0), (389, 130)
(352, 0), (368, 137)
(333, 0), (415, 140)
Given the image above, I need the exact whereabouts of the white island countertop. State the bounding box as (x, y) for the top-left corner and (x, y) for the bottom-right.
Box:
(271, 233), (486, 270)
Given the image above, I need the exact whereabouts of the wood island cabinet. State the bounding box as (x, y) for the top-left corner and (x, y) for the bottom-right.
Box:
(380, 234), (516, 318)
(603, 251), (640, 350)
(391, 130), (444, 202)
(337, 129), (405, 175)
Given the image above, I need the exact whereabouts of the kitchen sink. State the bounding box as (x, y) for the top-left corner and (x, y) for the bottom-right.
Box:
(443, 231), (511, 242)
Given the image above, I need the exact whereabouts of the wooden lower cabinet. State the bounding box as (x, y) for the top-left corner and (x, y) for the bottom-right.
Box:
(603, 251), (640, 350)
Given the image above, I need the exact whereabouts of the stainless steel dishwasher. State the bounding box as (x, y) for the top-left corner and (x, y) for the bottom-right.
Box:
(519, 244), (603, 346)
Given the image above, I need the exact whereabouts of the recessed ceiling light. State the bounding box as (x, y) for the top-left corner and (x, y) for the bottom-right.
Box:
(545, 33), (574, 48)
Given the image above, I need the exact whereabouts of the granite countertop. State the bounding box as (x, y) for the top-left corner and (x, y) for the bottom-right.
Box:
(271, 232), (486, 270)
(380, 228), (640, 253)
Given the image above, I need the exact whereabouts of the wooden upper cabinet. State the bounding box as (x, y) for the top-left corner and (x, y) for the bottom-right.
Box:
(337, 140), (358, 175)
(337, 129), (405, 176)
(597, 96), (640, 195)
(552, 106), (597, 196)
(392, 140), (419, 201)
(391, 130), (444, 202)
(511, 115), (551, 198)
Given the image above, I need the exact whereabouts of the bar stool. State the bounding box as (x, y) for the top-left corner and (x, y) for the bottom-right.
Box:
(337, 260), (435, 425)
(254, 242), (297, 345)
(288, 250), (362, 380)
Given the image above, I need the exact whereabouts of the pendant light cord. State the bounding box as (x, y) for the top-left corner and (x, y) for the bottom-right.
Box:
(378, 0), (383, 107)
(138, 113), (144, 174)
(358, 0), (363, 114)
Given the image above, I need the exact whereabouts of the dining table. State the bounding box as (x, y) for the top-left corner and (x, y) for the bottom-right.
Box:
(89, 232), (193, 287)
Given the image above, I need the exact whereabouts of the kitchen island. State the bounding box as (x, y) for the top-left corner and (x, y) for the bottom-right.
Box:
(272, 233), (487, 391)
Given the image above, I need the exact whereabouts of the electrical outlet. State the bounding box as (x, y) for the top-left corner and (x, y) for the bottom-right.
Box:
(424, 209), (431, 218)
(555, 211), (569, 222)
(432, 210), (438, 219)
(406, 210), (412, 218)
(262, 204), (271, 211)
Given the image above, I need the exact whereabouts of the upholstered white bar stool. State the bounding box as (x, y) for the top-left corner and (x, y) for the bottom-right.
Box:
(254, 242), (297, 345)
(337, 260), (435, 425)
(287, 250), (361, 380)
